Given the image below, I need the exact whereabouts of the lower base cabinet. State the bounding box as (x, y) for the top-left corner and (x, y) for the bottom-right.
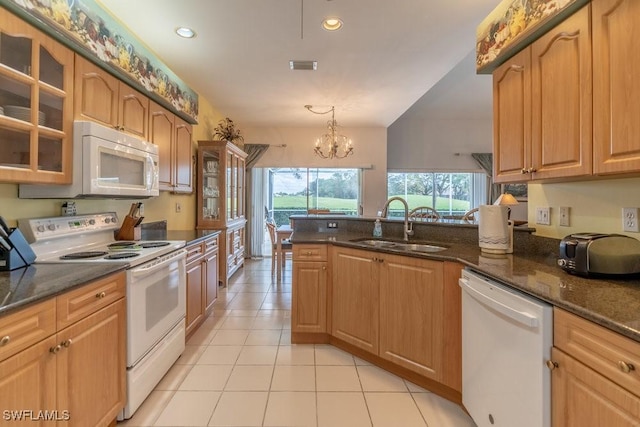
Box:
(550, 308), (640, 426)
(0, 272), (126, 427)
(185, 234), (220, 338)
(291, 245), (328, 334)
(293, 244), (462, 400)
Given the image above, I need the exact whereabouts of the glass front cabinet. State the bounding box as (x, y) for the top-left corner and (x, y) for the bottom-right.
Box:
(0, 8), (74, 183)
(197, 140), (247, 285)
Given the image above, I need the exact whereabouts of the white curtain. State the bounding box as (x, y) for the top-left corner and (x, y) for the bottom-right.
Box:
(247, 168), (266, 257)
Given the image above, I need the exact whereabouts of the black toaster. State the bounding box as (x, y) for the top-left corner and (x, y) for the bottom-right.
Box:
(558, 233), (640, 276)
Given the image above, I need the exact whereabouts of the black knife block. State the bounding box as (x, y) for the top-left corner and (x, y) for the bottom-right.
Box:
(0, 228), (37, 271)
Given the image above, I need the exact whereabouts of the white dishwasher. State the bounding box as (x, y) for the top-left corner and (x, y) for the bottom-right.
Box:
(459, 268), (553, 427)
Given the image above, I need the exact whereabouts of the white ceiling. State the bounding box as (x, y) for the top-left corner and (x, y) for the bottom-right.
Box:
(98, 0), (498, 128)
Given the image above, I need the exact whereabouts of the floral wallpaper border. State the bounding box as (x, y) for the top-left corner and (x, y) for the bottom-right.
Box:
(476, 0), (589, 74)
(2, 0), (198, 123)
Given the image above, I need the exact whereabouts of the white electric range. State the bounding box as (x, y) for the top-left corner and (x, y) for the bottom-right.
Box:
(19, 212), (187, 420)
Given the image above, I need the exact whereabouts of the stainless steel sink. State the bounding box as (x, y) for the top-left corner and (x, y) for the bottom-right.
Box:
(398, 243), (447, 253)
(350, 238), (447, 253)
(355, 239), (399, 248)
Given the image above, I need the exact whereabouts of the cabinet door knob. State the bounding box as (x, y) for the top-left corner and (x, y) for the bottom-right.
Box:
(546, 360), (559, 371)
(50, 344), (62, 354)
(521, 168), (528, 174)
(0, 335), (10, 346)
(618, 361), (635, 373)
(528, 167), (537, 173)
(96, 291), (107, 299)
(322, 266), (327, 271)
(61, 339), (73, 348)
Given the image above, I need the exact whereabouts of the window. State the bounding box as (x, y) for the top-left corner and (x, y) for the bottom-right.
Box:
(268, 168), (361, 225)
(387, 172), (487, 217)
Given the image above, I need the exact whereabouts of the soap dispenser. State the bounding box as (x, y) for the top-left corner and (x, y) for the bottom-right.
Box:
(373, 218), (382, 238)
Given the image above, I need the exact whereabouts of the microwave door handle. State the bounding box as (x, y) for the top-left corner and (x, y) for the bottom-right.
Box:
(146, 155), (156, 190)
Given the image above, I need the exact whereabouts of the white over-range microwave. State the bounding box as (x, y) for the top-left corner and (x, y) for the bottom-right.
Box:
(20, 121), (159, 199)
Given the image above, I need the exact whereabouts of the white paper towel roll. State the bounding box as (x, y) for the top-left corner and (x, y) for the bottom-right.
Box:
(478, 205), (512, 254)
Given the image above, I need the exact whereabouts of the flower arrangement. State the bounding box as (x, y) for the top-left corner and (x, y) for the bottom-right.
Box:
(213, 117), (244, 143)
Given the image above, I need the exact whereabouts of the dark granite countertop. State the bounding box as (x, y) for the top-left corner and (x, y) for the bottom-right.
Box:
(290, 223), (640, 343)
(0, 263), (127, 316)
(0, 227), (220, 319)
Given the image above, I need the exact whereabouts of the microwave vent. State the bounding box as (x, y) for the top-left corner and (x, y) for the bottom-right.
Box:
(289, 60), (317, 71)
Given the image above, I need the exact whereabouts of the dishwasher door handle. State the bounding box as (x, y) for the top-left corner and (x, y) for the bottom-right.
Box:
(459, 278), (539, 328)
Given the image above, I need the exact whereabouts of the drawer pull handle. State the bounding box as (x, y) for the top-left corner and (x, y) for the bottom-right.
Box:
(306, 251), (312, 256)
(618, 361), (635, 373)
(546, 360), (558, 371)
(61, 339), (73, 348)
(96, 291), (106, 299)
(0, 335), (10, 346)
(50, 344), (62, 354)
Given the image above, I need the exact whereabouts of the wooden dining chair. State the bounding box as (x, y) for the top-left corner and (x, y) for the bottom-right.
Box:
(408, 206), (440, 222)
(461, 207), (479, 223)
(265, 221), (293, 275)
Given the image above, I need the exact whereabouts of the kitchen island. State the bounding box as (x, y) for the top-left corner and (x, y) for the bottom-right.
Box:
(289, 214), (640, 343)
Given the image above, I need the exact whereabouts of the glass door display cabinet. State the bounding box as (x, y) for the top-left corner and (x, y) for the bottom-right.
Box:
(197, 140), (247, 286)
(0, 9), (74, 183)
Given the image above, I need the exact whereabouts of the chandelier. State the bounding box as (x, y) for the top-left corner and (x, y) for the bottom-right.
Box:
(305, 105), (353, 159)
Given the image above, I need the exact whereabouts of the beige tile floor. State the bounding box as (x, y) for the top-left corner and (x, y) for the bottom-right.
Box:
(118, 258), (476, 427)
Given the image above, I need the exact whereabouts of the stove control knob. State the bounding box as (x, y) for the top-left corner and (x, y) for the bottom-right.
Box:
(37, 225), (45, 233)
(111, 216), (117, 224)
(105, 217), (111, 224)
(89, 219), (96, 225)
(47, 224), (56, 231)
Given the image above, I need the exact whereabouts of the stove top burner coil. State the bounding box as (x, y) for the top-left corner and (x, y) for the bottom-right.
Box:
(60, 251), (109, 260)
(105, 252), (141, 260)
(140, 241), (171, 248)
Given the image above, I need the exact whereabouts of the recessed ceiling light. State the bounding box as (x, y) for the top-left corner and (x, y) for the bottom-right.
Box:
(322, 17), (343, 31)
(175, 27), (196, 38)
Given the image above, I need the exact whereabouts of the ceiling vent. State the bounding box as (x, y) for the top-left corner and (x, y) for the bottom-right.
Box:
(289, 60), (318, 71)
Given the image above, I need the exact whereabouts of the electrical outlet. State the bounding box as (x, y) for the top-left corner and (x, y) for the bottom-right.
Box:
(327, 221), (338, 229)
(559, 206), (570, 227)
(175, 202), (182, 213)
(536, 207), (551, 225)
(622, 207), (639, 232)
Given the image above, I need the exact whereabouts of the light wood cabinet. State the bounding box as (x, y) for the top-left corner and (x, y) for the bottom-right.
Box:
(550, 308), (640, 425)
(593, 0), (640, 175)
(379, 254), (444, 381)
(185, 241), (205, 337)
(56, 298), (126, 427)
(493, 4), (592, 182)
(0, 8), (74, 184)
(330, 246), (462, 391)
(185, 234), (220, 338)
(292, 245), (328, 335)
(204, 236), (219, 313)
(493, 47), (532, 183)
(0, 271), (126, 427)
(74, 55), (149, 139)
(331, 246), (379, 354)
(149, 101), (193, 193)
(197, 141), (247, 286)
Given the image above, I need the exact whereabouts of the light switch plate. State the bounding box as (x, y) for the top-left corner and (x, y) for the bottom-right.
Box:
(536, 207), (551, 225)
(559, 207), (570, 227)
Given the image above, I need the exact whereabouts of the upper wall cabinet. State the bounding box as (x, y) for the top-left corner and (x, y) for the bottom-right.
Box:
(74, 55), (149, 139)
(493, 4), (591, 183)
(149, 100), (193, 193)
(0, 8), (74, 184)
(593, 0), (640, 175)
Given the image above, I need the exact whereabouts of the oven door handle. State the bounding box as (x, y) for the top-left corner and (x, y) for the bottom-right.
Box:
(130, 249), (187, 277)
